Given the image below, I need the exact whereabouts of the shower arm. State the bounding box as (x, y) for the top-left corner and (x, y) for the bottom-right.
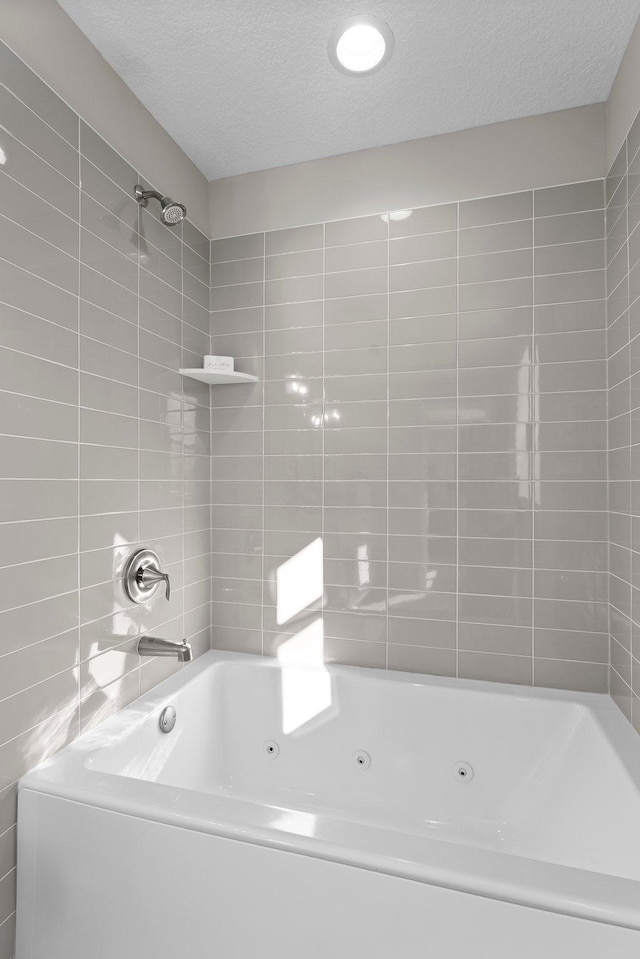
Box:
(134, 186), (164, 207)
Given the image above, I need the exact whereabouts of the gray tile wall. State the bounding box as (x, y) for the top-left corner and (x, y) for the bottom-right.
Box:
(210, 182), (608, 691)
(607, 109), (640, 733)
(0, 41), (211, 954)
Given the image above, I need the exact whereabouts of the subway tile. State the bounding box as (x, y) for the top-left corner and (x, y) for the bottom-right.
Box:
(388, 644), (456, 676)
(324, 373), (387, 403)
(266, 274), (323, 305)
(0, 435), (76, 479)
(389, 369), (457, 400)
(459, 622), (531, 656)
(0, 126), (78, 219)
(535, 240), (604, 276)
(460, 277), (532, 311)
(534, 299), (605, 334)
(459, 219), (532, 256)
(389, 204), (457, 238)
(534, 389), (605, 422)
(459, 248), (532, 284)
(326, 292), (388, 326)
(534, 627), (608, 663)
(388, 618), (456, 652)
(459, 334), (531, 368)
(326, 266), (387, 299)
(81, 263), (137, 323)
(266, 248), (323, 280)
(534, 659), (607, 693)
(535, 209), (604, 246)
(459, 306), (532, 340)
(265, 300), (322, 331)
(80, 122), (134, 192)
(211, 256), (263, 287)
(0, 347), (77, 406)
(389, 313), (457, 345)
(390, 231), (456, 264)
(389, 425), (456, 453)
(535, 180), (603, 217)
(0, 85), (78, 183)
(534, 450), (606, 481)
(460, 192), (532, 227)
(0, 214), (78, 292)
(211, 233), (263, 262)
(0, 171), (78, 257)
(458, 393), (530, 425)
(458, 594), (532, 627)
(534, 598), (608, 633)
(390, 259), (456, 292)
(326, 319), (387, 352)
(81, 192), (138, 263)
(390, 285), (457, 318)
(0, 391), (76, 442)
(0, 256), (77, 329)
(459, 565), (532, 597)
(80, 337), (138, 387)
(459, 651), (532, 685)
(458, 509), (531, 539)
(0, 42), (78, 146)
(265, 224), (321, 255)
(534, 270), (604, 305)
(325, 214), (386, 246)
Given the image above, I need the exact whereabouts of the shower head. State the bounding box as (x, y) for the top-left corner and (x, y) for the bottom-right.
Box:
(134, 185), (187, 226)
(160, 197), (187, 225)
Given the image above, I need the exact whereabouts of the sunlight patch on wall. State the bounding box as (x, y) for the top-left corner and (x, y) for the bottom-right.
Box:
(276, 537), (324, 626)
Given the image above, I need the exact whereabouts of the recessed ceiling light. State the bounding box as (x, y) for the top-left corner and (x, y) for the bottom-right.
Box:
(328, 16), (394, 76)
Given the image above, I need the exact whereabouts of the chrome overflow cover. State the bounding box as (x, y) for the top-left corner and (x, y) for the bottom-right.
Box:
(159, 706), (176, 734)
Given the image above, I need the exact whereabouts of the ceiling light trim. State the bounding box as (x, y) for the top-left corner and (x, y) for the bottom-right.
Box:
(328, 15), (395, 77)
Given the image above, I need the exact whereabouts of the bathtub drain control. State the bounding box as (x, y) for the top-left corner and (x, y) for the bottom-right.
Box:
(454, 761), (473, 782)
(353, 750), (371, 769)
(159, 706), (176, 734)
(264, 740), (280, 759)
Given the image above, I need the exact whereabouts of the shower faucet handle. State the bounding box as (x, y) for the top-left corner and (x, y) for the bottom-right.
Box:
(124, 549), (171, 604)
(139, 564), (171, 601)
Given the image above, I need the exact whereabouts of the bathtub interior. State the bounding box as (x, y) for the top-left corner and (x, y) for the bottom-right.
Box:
(86, 658), (640, 881)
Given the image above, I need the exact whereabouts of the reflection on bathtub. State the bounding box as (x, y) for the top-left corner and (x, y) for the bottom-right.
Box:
(277, 618), (332, 734)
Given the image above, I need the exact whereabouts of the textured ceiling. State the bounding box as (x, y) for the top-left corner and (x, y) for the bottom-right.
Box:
(57, 0), (640, 181)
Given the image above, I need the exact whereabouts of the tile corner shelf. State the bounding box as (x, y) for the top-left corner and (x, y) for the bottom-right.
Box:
(179, 369), (258, 386)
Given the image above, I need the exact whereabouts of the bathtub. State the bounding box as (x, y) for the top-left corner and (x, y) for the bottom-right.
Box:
(16, 650), (640, 958)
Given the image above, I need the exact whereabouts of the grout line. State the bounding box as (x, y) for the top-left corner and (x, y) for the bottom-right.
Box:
(209, 181), (606, 242)
(385, 211), (390, 668)
(323, 222), (328, 662)
(261, 231), (266, 656)
(76, 118), (82, 726)
(455, 200), (460, 677)
(532, 191), (536, 684)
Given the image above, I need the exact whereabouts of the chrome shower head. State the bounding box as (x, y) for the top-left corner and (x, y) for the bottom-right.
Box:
(160, 197), (187, 225)
(134, 185), (187, 227)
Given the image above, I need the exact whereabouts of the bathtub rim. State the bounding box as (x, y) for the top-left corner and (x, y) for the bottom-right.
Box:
(18, 649), (640, 933)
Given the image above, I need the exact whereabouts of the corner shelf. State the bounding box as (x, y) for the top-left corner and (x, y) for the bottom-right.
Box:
(179, 368), (258, 386)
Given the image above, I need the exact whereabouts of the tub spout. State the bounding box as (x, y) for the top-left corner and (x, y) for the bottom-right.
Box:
(138, 636), (193, 662)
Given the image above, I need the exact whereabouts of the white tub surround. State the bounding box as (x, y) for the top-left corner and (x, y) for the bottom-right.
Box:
(17, 652), (640, 958)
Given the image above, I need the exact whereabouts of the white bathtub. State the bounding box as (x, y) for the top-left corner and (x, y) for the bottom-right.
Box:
(16, 650), (640, 958)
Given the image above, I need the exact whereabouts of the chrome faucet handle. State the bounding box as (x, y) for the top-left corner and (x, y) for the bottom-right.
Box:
(138, 564), (170, 601)
(124, 549), (171, 604)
